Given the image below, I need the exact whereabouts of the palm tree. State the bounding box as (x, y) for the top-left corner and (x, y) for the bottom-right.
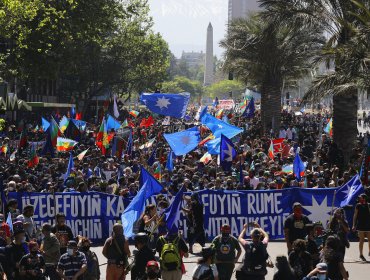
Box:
(220, 14), (323, 134)
(260, 0), (369, 164)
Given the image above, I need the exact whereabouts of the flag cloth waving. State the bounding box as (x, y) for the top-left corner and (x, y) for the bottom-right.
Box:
(164, 186), (185, 234)
(56, 137), (77, 152)
(293, 152), (305, 181)
(140, 92), (190, 119)
(242, 97), (255, 118)
(121, 166), (163, 237)
(220, 134), (236, 171)
(163, 127), (200, 156)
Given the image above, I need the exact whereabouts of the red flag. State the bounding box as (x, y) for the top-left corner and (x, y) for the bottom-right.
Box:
(272, 138), (285, 153)
(19, 128), (28, 149)
(75, 112), (82, 120)
(140, 116), (154, 128)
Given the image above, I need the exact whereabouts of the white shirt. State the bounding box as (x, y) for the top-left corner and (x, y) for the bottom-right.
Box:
(286, 128), (293, 140)
(249, 177), (260, 189)
(279, 129), (287, 139)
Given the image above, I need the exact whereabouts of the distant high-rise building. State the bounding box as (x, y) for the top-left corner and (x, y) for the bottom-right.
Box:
(181, 51), (204, 68)
(204, 23), (214, 86)
(228, 0), (260, 24)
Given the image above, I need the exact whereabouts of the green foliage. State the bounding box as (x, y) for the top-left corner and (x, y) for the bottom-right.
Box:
(160, 76), (203, 96)
(0, 118), (5, 131)
(0, 0), (170, 102)
(205, 80), (245, 98)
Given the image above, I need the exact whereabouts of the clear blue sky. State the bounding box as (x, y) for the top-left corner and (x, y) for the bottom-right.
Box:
(148, 0), (228, 58)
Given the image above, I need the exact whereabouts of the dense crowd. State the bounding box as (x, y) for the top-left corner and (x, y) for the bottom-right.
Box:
(0, 105), (369, 280)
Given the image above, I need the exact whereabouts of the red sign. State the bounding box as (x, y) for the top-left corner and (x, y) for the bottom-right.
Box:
(218, 99), (235, 110)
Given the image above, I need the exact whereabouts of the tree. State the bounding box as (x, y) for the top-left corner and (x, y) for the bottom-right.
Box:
(205, 80), (245, 98)
(159, 76), (203, 98)
(0, 0), (171, 114)
(221, 14), (323, 133)
(260, 0), (369, 164)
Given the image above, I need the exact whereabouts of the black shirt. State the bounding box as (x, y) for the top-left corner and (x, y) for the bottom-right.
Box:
(288, 250), (312, 279)
(51, 224), (74, 254)
(284, 214), (311, 243)
(131, 245), (155, 280)
(355, 203), (370, 231)
(19, 253), (46, 280)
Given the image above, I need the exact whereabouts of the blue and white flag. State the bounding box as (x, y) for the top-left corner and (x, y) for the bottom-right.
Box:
(163, 127), (200, 156)
(6, 212), (13, 233)
(106, 114), (121, 131)
(337, 175), (364, 207)
(242, 97), (255, 118)
(64, 152), (74, 182)
(164, 186), (185, 234)
(220, 135), (237, 171)
(42, 117), (50, 132)
(166, 150), (175, 172)
(140, 92), (190, 119)
(147, 147), (157, 166)
(121, 167), (163, 237)
(293, 152), (305, 181)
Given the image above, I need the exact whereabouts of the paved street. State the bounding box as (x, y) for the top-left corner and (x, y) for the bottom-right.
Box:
(91, 241), (370, 280)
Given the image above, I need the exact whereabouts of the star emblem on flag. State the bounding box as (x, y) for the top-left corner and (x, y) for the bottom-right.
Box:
(223, 143), (234, 162)
(302, 196), (332, 227)
(155, 96), (171, 110)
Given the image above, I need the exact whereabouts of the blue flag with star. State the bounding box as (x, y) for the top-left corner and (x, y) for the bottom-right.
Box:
(121, 166), (163, 237)
(242, 97), (255, 118)
(163, 127), (200, 156)
(201, 114), (243, 154)
(220, 134), (237, 171)
(140, 92), (190, 119)
(336, 175), (364, 207)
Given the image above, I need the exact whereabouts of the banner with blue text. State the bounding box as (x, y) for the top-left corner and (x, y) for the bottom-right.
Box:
(8, 183), (359, 243)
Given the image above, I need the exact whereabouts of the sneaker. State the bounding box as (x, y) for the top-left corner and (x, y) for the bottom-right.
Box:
(360, 255), (367, 262)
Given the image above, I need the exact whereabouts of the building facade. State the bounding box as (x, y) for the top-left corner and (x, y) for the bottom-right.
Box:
(228, 0), (260, 24)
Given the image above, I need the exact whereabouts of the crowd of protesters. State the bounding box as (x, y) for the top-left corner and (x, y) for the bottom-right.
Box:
(0, 104), (369, 280)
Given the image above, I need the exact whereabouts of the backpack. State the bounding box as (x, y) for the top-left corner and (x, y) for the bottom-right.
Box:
(159, 236), (181, 271)
(242, 242), (268, 275)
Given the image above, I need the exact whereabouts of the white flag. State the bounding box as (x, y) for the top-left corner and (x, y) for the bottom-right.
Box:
(113, 95), (120, 118)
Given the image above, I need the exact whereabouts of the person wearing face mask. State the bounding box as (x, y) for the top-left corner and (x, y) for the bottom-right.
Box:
(352, 193), (370, 261)
(77, 237), (100, 280)
(5, 221), (29, 280)
(19, 241), (46, 280)
(131, 233), (155, 280)
(303, 263), (332, 280)
(284, 202), (312, 253)
(16, 205), (36, 241)
(102, 223), (131, 280)
(40, 223), (61, 280)
(145, 261), (161, 280)
(57, 241), (87, 280)
(211, 224), (241, 280)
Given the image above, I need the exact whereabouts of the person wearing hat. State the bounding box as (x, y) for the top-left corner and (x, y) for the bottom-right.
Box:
(145, 260), (161, 280)
(303, 263), (331, 280)
(236, 222), (270, 280)
(131, 233), (155, 280)
(352, 193), (370, 261)
(284, 202), (311, 253)
(192, 246), (218, 280)
(211, 224), (241, 280)
(4, 221), (28, 280)
(19, 240), (46, 280)
(40, 223), (61, 280)
(57, 240), (87, 280)
(16, 204), (36, 240)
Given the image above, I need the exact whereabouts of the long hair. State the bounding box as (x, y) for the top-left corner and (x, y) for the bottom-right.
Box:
(275, 255), (295, 279)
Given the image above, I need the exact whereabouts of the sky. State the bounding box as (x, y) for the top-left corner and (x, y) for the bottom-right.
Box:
(148, 0), (228, 58)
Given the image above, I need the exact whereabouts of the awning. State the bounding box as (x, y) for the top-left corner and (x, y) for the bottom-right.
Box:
(27, 102), (74, 109)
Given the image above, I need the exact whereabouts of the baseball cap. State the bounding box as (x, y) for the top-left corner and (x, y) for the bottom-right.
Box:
(316, 263), (327, 273)
(146, 260), (159, 268)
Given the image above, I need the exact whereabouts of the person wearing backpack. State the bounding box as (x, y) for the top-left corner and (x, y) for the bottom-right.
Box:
(156, 231), (188, 280)
(236, 223), (269, 280)
(211, 224), (241, 280)
(192, 247), (219, 280)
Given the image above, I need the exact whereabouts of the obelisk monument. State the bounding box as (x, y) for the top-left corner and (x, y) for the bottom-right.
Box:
(204, 22), (214, 86)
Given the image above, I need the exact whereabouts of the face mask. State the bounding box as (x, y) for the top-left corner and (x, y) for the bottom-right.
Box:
(67, 248), (74, 256)
(147, 270), (158, 279)
(317, 274), (326, 280)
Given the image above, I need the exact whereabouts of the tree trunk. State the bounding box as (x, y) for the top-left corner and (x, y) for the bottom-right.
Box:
(260, 81), (282, 135)
(332, 91), (358, 166)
